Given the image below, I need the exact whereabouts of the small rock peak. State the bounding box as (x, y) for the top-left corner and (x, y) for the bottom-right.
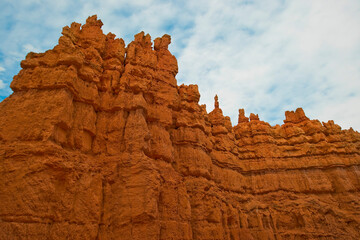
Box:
(85, 15), (103, 27)
(208, 94), (224, 125)
(59, 15), (107, 52)
(61, 22), (81, 42)
(323, 120), (342, 133)
(284, 107), (309, 124)
(134, 31), (145, 41)
(295, 108), (307, 117)
(154, 34), (171, 51)
(249, 113), (259, 121)
(200, 104), (207, 114)
(178, 84), (200, 103)
(133, 31), (152, 48)
(106, 32), (116, 40)
(69, 22), (81, 32)
(238, 108), (249, 123)
(214, 95), (219, 109)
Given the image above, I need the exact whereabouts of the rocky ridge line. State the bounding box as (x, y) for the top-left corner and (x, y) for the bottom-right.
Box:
(0, 15), (359, 240)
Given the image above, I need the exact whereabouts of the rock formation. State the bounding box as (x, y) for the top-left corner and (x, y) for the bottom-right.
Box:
(0, 15), (360, 239)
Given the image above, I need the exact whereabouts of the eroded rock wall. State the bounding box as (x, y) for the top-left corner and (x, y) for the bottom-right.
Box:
(0, 16), (359, 240)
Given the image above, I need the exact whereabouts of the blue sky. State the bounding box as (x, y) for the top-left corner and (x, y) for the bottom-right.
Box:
(0, 0), (360, 130)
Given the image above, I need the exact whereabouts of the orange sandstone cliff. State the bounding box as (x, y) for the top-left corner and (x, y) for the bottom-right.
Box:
(0, 16), (360, 240)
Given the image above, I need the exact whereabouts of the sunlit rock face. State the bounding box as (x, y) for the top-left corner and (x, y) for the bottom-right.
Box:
(1, 15), (360, 240)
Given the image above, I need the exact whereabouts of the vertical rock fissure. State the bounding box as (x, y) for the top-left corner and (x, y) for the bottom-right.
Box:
(95, 178), (105, 240)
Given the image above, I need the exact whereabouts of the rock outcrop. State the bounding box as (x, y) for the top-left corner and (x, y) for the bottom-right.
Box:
(1, 16), (360, 240)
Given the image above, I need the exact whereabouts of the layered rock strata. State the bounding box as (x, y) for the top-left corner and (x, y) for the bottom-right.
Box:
(1, 16), (360, 240)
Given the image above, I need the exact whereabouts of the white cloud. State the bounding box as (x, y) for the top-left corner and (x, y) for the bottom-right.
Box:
(0, 0), (359, 130)
(0, 79), (5, 89)
(23, 43), (41, 53)
(176, 0), (360, 130)
(0, 66), (5, 72)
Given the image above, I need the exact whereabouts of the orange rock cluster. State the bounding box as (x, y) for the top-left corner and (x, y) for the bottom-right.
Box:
(1, 16), (360, 239)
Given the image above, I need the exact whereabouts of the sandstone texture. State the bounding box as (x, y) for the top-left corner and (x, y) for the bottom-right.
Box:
(1, 16), (360, 240)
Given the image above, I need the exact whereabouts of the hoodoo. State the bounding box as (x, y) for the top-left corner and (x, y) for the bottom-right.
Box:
(0, 16), (360, 239)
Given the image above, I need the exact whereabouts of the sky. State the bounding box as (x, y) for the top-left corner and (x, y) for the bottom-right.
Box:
(0, 0), (359, 130)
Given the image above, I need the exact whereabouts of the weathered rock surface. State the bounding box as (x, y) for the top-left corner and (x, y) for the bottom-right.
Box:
(1, 16), (360, 239)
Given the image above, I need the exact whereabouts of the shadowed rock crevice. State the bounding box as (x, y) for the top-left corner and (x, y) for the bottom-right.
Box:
(0, 15), (360, 240)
